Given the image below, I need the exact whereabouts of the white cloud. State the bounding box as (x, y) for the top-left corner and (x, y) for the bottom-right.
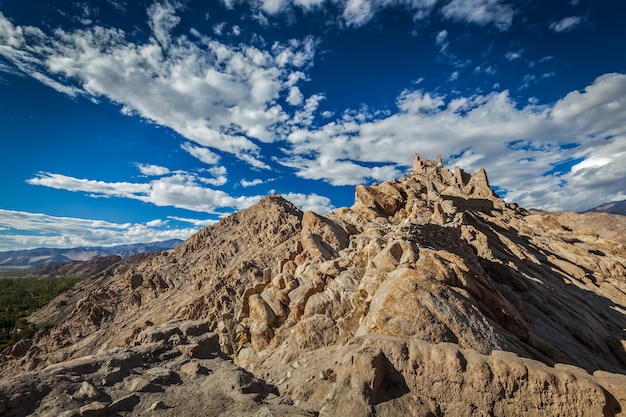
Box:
(221, 0), (236, 10)
(0, 9), (317, 169)
(435, 29), (448, 53)
(283, 192), (334, 213)
(279, 73), (626, 212)
(292, 0), (325, 9)
(279, 154), (402, 186)
(224, 0), (437, 27)
(550, 73), (626, 137)
(397, 90), (445, 113)
(549, 16), (582, 33)
(146, 219), (168, 227)
(238, 153), (272, 170)
(343, 0), (375, 27)
(520, 73), (536, 89)
(199, 166), (228, 186)
(505, 50), (522, 61)
(213, 22), (226, 35)
(287, 86), (304, 105)
(343, 0), (438, 26)
(106, 0), (127, 12)
(441, 0), (515, 31)
(167, 216), (217, 227)
(136, 163), (171, 176)
(147, 1), (181, 49)
(473, 65), (496, 76)
(241, 178), (264, 187)
(261, 0), (288, 14)
(504, 135), (626, 211)
(1, 2), (624, 232)
(287, 93), (325, 127)
(181, 142), (221, 165)
(26, 171), (263, 214)
(0, 209), (198, 251)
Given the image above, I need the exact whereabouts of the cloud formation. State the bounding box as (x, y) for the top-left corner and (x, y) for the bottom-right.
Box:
(223, 0), (516, 28)
(280, 73), (626, 211)
(283, 192), (334, 213)
(441, 0), (515, 30)
(0, 209), (199, 251)
(1, 0), (625, 253)
(240, 178), (264, 187)
(181, 142), (221, 165)
(549, 16), (582, 33)
(137, 163), (171, 176)
(0, 7), (316, 167)
(26, 171), (262, 214)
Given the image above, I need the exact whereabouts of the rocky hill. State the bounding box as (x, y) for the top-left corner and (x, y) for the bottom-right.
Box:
(1, 154), (625, 417)
(546, 210), (626, 244)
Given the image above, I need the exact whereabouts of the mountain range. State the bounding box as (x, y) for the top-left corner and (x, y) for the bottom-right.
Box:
(586, 200), (626, 216)
(0, 239), (183, 269)
(0, 154), (625, 416)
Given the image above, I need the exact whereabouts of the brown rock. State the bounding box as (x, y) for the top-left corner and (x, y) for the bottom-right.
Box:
(301, 211), (351, 260)
(177, 343), (200, 357)
(74, 381), (100, 401)
(79, 401), (108, 416)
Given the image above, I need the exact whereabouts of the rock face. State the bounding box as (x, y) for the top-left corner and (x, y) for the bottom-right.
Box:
(542, 210), (626, 244)
(0, 319), (316, 417)
(1, 154), (626, 416)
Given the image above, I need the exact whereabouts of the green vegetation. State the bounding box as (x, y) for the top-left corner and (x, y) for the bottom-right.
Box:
(0, 270), (83, 350)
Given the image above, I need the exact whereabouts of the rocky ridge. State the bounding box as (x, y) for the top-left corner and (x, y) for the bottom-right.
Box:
(545, 210), (626, 244)
(1, 154), (625, 416)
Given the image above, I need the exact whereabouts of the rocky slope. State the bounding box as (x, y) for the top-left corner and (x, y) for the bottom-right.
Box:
(1, 154), (625, 416)
(546, 210), (626, 244)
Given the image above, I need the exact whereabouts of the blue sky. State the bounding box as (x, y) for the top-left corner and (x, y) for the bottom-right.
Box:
(0, 0), (625, 251)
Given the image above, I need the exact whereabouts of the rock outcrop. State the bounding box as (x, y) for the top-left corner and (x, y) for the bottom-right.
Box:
(0, 319), (316, 417)
(1, 154), (625, 416)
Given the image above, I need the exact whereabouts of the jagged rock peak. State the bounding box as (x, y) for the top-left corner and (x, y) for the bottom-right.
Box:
(352, 153), (508, 224)
(217, 193), (304, 227)
(177, 193), (303, 255)
(411, 153), (499, 200)
(257, 193), (303, 214)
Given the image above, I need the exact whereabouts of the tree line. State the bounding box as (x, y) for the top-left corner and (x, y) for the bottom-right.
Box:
(0, 273), (82, 350)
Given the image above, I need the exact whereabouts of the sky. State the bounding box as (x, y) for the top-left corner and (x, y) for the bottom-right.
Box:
(0, 0), (625, 251)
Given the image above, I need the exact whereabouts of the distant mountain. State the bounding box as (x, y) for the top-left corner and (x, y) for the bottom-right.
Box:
(0, 239), (183, 269)
(583, 199), (626, 215)
(32, 254), (123, 278)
